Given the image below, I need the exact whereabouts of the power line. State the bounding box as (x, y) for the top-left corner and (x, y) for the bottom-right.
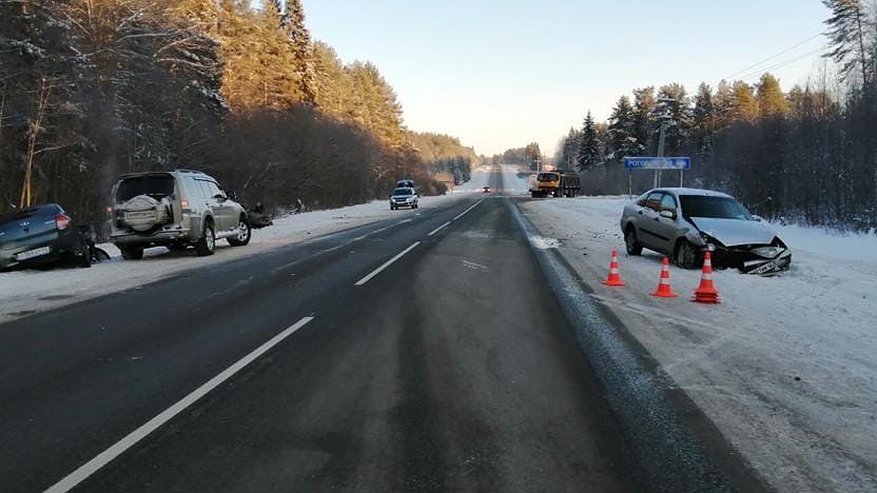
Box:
(722, 32), (823, 81)
(737, 46), (827, 82)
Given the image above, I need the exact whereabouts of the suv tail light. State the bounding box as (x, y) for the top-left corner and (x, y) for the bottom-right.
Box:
(180, 199), (190, 210)
(55, 213), (71, 230)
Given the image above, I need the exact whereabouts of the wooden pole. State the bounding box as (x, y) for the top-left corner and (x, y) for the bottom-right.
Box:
(20, 78), (51, 208)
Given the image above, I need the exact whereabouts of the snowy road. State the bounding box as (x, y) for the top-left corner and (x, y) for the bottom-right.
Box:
(0, 170), (689, 493)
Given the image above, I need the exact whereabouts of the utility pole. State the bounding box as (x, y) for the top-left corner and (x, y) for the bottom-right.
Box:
(655, 120), (667, 188)
(654, 96), (676, 188)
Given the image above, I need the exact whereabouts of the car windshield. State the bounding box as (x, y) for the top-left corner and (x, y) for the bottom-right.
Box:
(116, 175), (175, 202)
(393, 188), (413, 196)
(538, 173), (559, 181)
(680, 195), (753, 220)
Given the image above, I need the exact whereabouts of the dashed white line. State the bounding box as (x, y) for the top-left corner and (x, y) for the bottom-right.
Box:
(427, 221), (452, 237)
(354, 241), (421, 286)
(43, 316), (316, 493)
(453, 199), (484, 221)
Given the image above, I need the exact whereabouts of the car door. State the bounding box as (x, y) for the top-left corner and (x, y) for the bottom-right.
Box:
(195, 179), (224, 233)
(635, 192), (666, 251)
(205, 180), (234, 234)
(651, 193), (681, 254)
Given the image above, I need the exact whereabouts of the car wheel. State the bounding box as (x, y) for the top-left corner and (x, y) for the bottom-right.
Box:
(77, 250), (92, 268)
(120, 245), (144, 260)
(674, 240), (701, 269)
(624, 227), (643, 256)
(195, 221), (216, 256)
(91, 247), (111, 262)
(228, 218), (251, 246)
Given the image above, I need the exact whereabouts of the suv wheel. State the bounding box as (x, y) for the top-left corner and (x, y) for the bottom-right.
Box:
(228, 218), (251, 246)
(120, 245), (144, 260)
(624, 227), (643, 256)
(195, 221), (216, 256)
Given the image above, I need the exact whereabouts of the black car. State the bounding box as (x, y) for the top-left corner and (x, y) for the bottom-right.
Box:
(0, 204), (92, 270)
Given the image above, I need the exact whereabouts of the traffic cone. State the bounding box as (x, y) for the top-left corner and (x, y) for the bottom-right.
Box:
(650, 257), (679, 298)
(692, 251), (721, 303)
(602, 249), (625, 286)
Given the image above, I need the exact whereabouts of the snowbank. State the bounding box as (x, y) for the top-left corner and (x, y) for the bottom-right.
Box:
(0, 181), (487, 323)
(521, 196), (877, 492)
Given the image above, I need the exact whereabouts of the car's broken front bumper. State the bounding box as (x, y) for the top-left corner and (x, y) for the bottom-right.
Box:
(711, 245), (792, 275)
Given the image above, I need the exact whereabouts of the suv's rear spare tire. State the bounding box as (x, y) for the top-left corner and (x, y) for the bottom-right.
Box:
(120, 195), (169, 232)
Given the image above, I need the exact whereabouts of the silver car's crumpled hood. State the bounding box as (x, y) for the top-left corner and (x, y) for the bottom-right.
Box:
(688, 217), (776, 246)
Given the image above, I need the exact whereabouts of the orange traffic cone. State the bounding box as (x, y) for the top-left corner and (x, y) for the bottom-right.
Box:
(602, 249), (625, 286)
(650, 257), (679, 298)
(692, 251), (720, 303)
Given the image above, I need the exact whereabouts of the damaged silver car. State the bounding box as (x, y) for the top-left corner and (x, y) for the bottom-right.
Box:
(620, 188), (791, 275)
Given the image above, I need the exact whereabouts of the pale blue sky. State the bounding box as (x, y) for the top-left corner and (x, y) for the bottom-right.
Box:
(303, 1), (832, 155)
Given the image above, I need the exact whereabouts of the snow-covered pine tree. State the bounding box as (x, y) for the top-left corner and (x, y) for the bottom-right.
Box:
(284, 0), (317, 104)
(577, 111), (600, 172)
(692, 82), (716, 158)
(607, 96), (639, 160)
(632, 86), (656, 155)
(822, 0), (873, 85)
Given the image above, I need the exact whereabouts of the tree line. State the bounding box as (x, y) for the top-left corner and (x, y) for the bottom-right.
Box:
(557, 0), (877, 232)
(0, 0), (477, 225)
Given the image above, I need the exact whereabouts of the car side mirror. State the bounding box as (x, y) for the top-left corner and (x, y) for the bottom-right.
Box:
(752, 214), (763, 222)
(659, 209), (676, 219)
(213, 194), (227, 202)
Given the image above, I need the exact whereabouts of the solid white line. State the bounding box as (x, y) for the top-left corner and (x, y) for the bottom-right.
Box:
(453, 199), (484, 221)
(354, 242), (420, 286)
(43, 316), (316, 493)
(427, 221), (452, 237)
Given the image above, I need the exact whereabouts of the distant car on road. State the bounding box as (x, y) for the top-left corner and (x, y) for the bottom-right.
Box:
(0, 204), (92, 270)
(109, 169), (251, 260)
(620, 188), (791, 274)
(483, 186), (491, 193)
(389, 187), (418, 210)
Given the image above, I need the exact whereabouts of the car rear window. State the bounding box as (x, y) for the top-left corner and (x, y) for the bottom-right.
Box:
(116, 175), (175, 202)
(0, 205), (59, 223)
(680, 195), (752, 220)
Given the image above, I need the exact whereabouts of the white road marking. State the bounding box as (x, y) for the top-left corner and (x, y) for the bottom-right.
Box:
(427, 221), (451, 237)
(354, 242), (421, 286)
(43, 316), (316, 493)
(461, 259), (490, 272)
(453, 199), (484, 221)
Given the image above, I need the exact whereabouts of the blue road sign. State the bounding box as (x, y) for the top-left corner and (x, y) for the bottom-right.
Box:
(623, 157), (691, 170)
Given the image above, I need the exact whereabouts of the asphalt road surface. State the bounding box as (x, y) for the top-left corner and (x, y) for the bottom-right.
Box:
(0, 172), (639, 492)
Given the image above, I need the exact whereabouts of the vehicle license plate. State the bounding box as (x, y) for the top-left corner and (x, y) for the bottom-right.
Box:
(126, 211), (155, 221)
(15, 246), (51, 261)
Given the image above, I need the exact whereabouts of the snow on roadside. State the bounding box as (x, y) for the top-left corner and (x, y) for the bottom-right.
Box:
(0, 180), (486, 323)
(521, 195), (877, 493)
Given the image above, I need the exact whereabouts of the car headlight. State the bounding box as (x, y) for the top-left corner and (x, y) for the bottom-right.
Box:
(751, 246), (783, 258)
(700, 233), (723, 249)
